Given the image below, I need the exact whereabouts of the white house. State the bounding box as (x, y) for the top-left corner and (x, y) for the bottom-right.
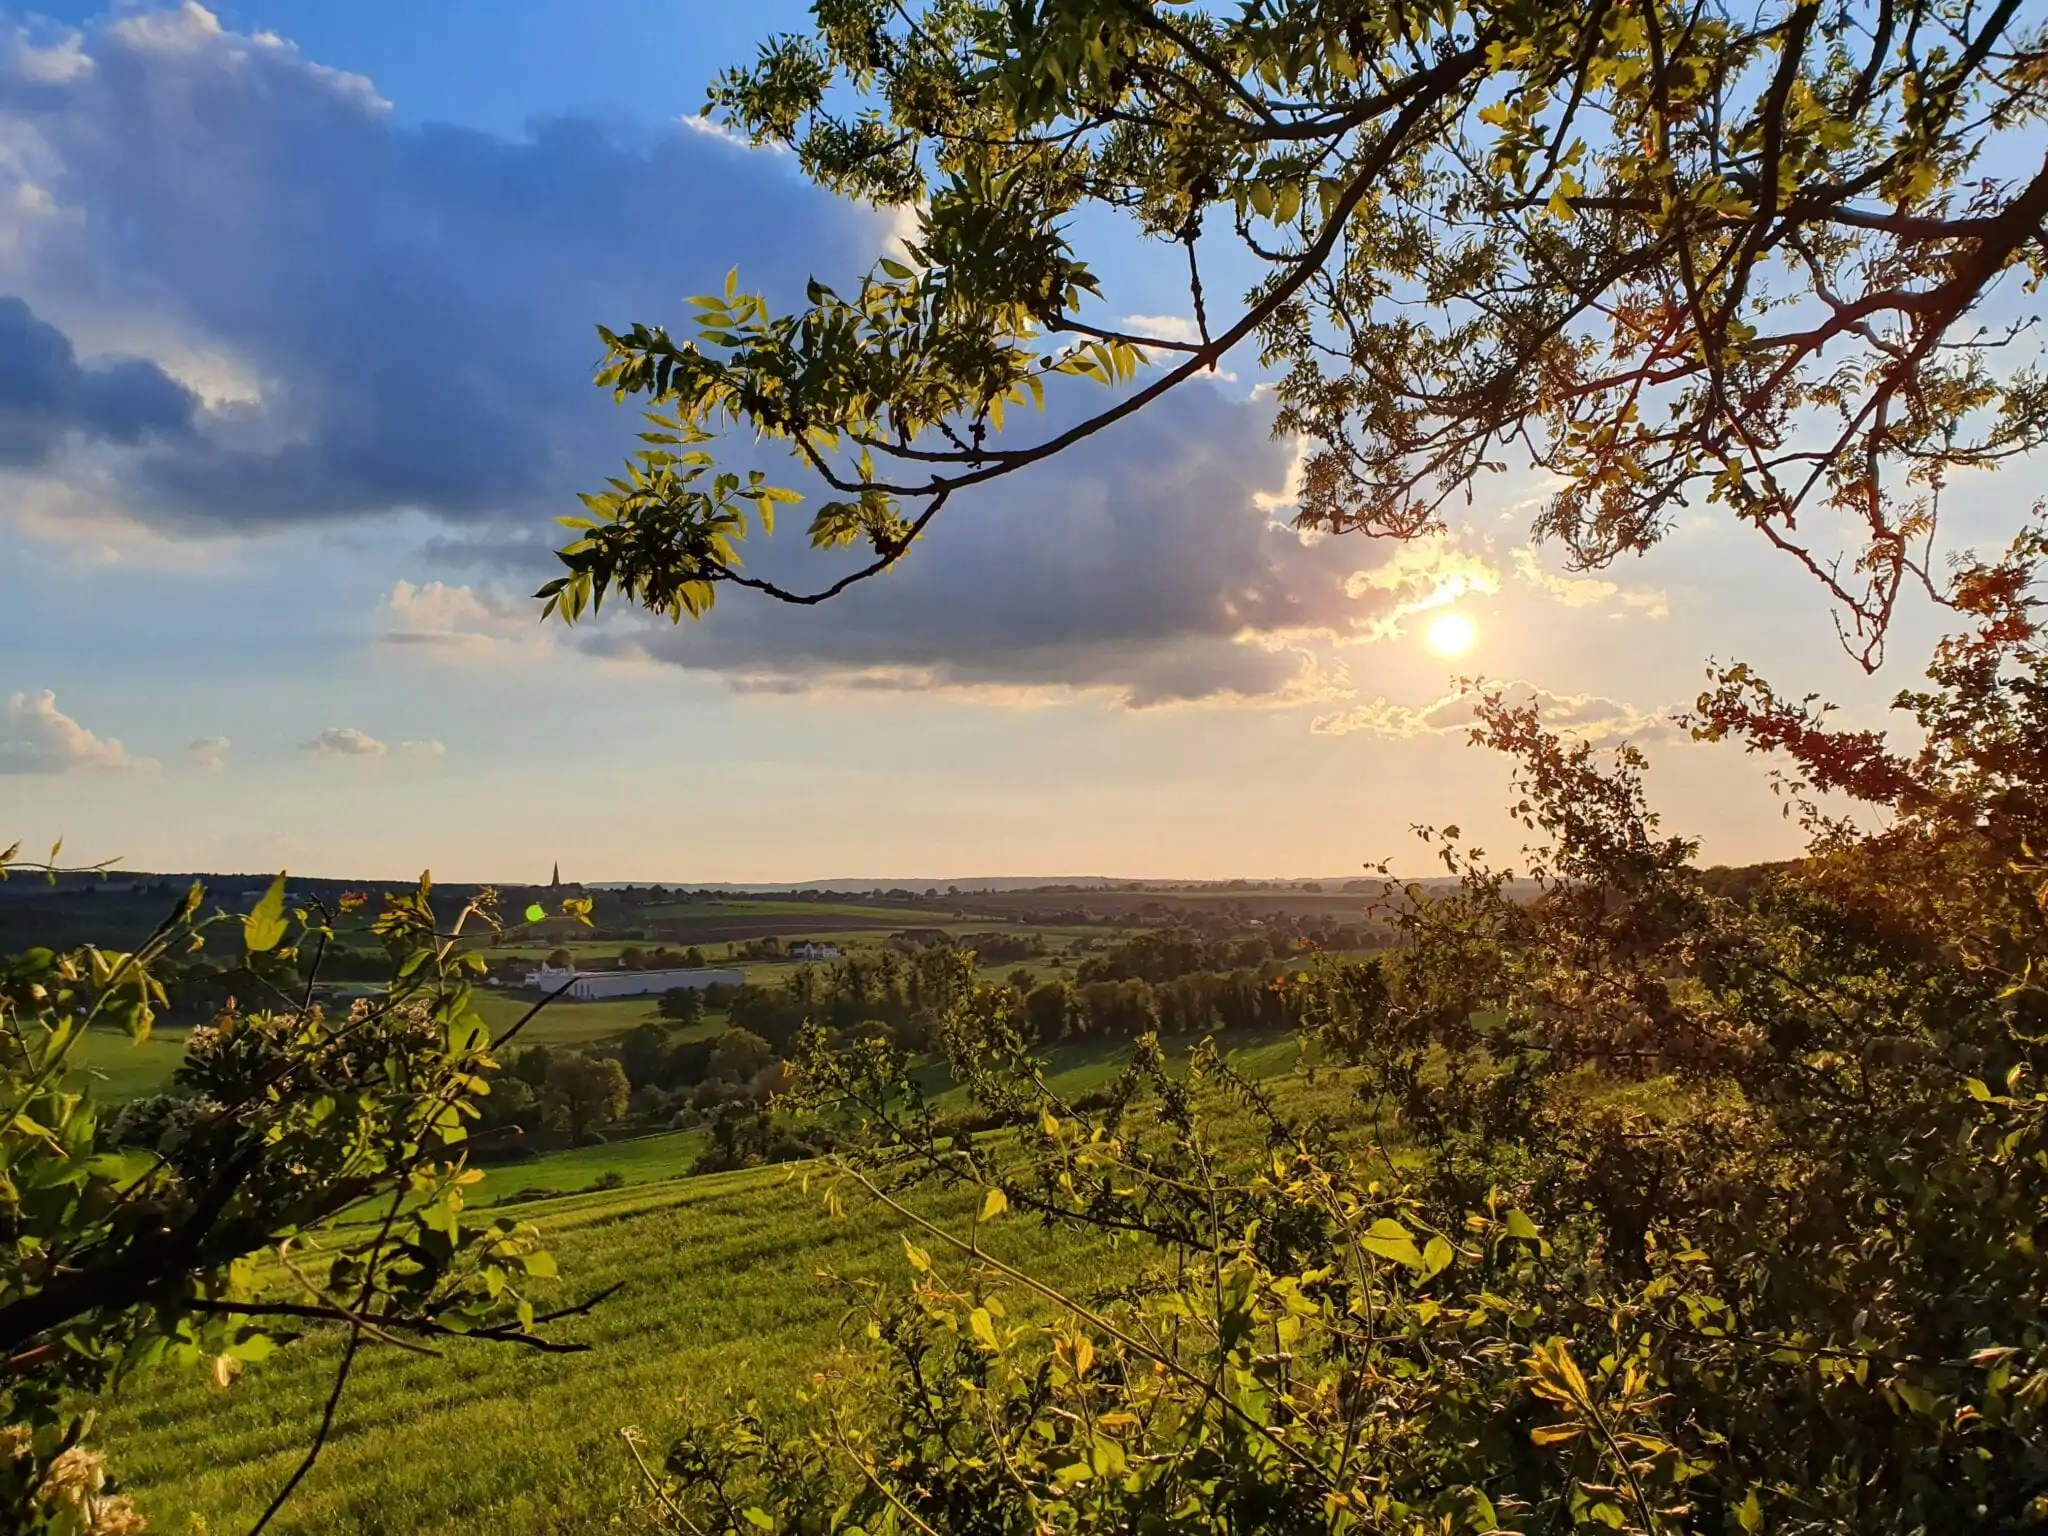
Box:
(787, 942), (844, 962)
(526, 964), (744, 1001)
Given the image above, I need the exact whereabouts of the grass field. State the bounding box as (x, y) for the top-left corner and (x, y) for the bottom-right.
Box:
(98, 1165), (1121, 1533)
(93, 1033), (1318, 1533)
(70, 1026), (191, 1101)
(479, 1128), (709, 1202)
(67, 993), (720, 1104)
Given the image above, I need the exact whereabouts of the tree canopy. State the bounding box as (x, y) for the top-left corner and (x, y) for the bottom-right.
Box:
(544, 0), (2047, 665)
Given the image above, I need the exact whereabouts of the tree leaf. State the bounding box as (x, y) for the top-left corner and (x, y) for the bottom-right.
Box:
(244, 873), (289, 954)
(969, 1307), (999, 1350)
(1361, 1217), (1425, 1269)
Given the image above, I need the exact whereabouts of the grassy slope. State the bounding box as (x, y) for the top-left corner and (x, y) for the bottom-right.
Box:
(99, 1033), (1311, 1534)
(479, 1129), (709, 1203)
(101, 1171), (1112, 1534)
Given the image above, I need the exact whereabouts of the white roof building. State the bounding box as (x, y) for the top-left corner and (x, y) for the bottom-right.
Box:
(526, 964), (744, 1001)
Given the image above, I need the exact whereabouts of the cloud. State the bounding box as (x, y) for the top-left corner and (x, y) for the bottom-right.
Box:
(0, 689), (152, 772)
(187, 733), (230, 769)
(1311, 680), (1678, 743)
(1510, 548), (1668, 619)
(0, 4), (895, 537)
(300, 726), (386, 757)
(382, 579), (543, 653)
(596, 387), (1409, 706)
(0, 5), (1690, 719)
(0, 296), (197, 466)
(1340, 536), (1500, 641)
(1120, 314), (1236, 380)
(399, 738), (446, 757)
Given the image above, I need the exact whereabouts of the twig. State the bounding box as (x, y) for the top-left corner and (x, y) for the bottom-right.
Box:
(246, 1321), (360, 1536)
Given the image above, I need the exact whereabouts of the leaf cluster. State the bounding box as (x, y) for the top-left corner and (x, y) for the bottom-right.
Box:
(561, 0), (2048, 661)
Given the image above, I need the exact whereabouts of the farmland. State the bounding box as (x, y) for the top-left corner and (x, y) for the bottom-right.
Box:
(94, 1032), (1317, 1533)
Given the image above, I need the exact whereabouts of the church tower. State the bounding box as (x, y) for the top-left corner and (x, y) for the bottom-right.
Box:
(550, 862), (561, 891)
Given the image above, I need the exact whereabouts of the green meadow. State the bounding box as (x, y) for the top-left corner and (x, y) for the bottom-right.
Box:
(93, 1033), (1317, 1533)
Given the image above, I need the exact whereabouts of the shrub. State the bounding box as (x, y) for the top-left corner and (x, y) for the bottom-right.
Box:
(0, 872), (594, 1528)
(643, 536), (2048, 1536)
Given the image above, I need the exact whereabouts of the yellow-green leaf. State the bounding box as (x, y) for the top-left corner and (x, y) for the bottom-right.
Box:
(244, 873), (288, 954)
(1361, 1217), (1424, 1270)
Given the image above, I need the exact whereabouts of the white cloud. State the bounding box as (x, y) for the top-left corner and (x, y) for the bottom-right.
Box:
(1510, 548), (1669, 618)
(0, 689), (151, 772)
(399, 738), (446, 758)
(0, 2), (893, 540)
(1311, 679), (1676, 743)
(1340, 536), (1501, 642)
(382, 579), (541, 654)
(187, 733), (230, 769)
(1119, 315), (1236, 380)
(300, 726), (385, 757)
(1123, 314), (1202, 346)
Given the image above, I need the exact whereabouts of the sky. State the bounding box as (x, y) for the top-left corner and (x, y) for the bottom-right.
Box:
(0, 2), (2037, 884)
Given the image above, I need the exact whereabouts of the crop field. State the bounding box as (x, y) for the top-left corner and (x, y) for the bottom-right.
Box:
(98, 1158), (1118, 1533)
(94, 1034), (1321, 1534)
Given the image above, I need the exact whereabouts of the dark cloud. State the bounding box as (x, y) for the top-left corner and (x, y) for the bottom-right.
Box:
(0, 296), (195, 464)
(0, 6), (892, 530)
(587, 385), (1380, 706)
(0, 7), (1544, 710)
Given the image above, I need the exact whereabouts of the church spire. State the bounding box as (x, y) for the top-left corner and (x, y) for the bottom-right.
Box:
(550, 861), (560, 890)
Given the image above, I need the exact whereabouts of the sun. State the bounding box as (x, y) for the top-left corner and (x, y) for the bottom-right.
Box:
(1426, 611), (1476, 657)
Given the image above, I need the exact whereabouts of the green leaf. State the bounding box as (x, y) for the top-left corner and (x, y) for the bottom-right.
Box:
(1361, 1217), (1424, 1269)
(1503, 1209), (1541, 1242)
(1738, 1487), (1763, 1532)
(244, 873), (289, 954)
(1422, 1234), (1455, 1277)
(969, 1307), (999, 1350)
(524, 903), (546, 924)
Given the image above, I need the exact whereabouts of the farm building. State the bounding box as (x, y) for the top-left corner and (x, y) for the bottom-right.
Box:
(525, 964), (743, 1000)
(787, 942), (843, 961)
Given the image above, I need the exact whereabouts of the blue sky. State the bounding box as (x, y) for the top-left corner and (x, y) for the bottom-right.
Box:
(0, 2), (2030, 883)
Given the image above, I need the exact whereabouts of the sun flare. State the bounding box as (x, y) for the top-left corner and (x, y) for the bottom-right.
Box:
(1426, 611), (1475, 657)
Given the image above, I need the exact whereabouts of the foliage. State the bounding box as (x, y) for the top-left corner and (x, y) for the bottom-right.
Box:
(550, 0), (2047, 663)
(659, 987), (705, 1026)
(0, 864), (597, 1531)
(636, 529), (2048, 1532)
(708, 1028), (777, 1084)
(545, 1053), (633, 1144)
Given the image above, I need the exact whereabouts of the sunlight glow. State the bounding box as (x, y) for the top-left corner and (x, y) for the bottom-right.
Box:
(1426, 611), (1475, 657)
